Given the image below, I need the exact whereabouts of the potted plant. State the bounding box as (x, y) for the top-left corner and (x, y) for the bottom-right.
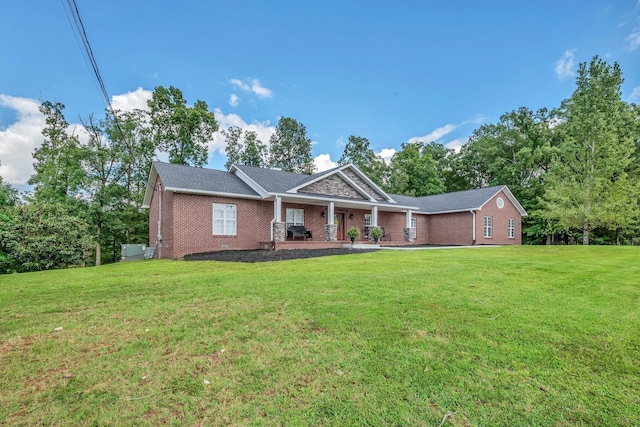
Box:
(347, 226), (360, 244)
(369, 227), (383, 243)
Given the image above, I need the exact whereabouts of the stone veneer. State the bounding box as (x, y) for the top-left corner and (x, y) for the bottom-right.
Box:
(324, 224), (338, 241)
(342, 169), (385, 201)
(273, 222), (285, 242)
(300, 174), (365, 200)
(403, 227), (416, 242)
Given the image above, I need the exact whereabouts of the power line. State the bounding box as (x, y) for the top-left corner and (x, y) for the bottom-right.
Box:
(60, 0), (126, 138)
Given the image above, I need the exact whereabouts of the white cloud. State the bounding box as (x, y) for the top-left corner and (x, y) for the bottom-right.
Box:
(230, 78), (274, 99)
(444, 138), (467, 153)
(250, 80), (273, 99)
(627, 32), (640, 51)
(629, 86), (640, 101)
(228, 94), (239, 107)
(407, 123), (457, 145)
(555, 50), (576, 79)
(313, 154), (337, 172)
(211, 108), (276, 157)
(377, 148), (396, 164)
(0, 95), (45, 184)
(111, 87), (152, 112)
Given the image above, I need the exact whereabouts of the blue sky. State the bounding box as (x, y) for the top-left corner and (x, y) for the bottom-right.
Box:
(1, 1), (639, 186)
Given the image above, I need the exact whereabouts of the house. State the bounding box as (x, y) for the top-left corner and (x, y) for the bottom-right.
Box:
(142, 161), (527, 259)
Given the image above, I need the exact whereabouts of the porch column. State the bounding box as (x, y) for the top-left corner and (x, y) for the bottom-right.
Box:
(324, 201), (337, 241)
(275, 196), (282, 222)
(272, 196), (285, 242)
(327, 202), (335, 225)
(404, 209), (415, 242)
(372, 206), (378, 227)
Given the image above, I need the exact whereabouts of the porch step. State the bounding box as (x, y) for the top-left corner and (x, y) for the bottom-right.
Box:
(342, 243), (380, 249)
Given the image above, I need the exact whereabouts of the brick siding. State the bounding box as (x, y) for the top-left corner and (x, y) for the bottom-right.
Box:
(475, 190), (523, 245)
(148, 182), (523, 258)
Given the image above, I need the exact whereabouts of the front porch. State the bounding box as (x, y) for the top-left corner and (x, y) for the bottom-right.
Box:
(271, 239), (413, 251)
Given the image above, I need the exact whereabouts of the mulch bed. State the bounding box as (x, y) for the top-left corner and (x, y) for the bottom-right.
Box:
(183, 247), (379, 263)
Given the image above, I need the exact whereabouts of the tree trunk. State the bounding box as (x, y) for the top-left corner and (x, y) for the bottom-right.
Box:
(95, 223), (101, 266)
(583, 225), (590, 245)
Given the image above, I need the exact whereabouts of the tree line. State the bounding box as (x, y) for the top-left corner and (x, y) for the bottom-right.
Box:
(1, 56), (638, 273)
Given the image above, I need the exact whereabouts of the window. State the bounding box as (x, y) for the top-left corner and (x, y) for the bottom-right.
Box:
(364, 214), (372, 227)
(484, 216), (492, 238)
(508, 218), (515, 238)
(213, 203), (236, 235)
(411, 217), (417, 229)
(286, 208), (304, 227)
(496, 197), (504, 209)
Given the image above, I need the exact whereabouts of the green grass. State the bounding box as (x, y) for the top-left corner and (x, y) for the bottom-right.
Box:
(1, 246), (639, 426)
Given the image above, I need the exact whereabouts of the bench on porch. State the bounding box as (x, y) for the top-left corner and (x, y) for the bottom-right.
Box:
(287, 225), (313, 241)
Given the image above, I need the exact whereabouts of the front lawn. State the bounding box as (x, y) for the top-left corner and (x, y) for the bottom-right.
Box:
(1, 246), (638, 425)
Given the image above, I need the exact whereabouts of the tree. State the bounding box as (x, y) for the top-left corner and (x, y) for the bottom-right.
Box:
(544, 56), (639, 244)
(242, 131), (267, 167)
(0, 168), (18, 209)
(386, 141), (446, 196)
(267, 117), (314, 174)
(148, 86), (218, 166)
(223, 127), (267, 169)
(0, 202), (90, 273)
(106, 109), (154, 245)
(338, 135), (388, 185)
(81, 114), (128, 266)
(452, 107), (561, 243)
(28, 101), (85, 204)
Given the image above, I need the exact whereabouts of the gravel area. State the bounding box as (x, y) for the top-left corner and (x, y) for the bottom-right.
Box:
(184, 247), (379, 263)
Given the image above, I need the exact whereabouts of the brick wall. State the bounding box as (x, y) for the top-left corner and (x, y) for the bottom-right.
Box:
(475, 190), (522, 245)
(427, 211), (474, 245)
(147, 184), (523, 258)
(426, 190), (523, 246)
(170, 194), (274, 258)
(281, 202), (328, 239)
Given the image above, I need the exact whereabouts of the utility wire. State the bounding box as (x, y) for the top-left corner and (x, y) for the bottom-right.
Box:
(60, 0), (126, 139)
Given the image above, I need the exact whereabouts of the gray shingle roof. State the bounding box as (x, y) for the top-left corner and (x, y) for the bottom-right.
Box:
(390, 185), (505, 213)
(149, 163), (518, 215)
(232, 164), (308, 193)
(153, 162), (259, 196)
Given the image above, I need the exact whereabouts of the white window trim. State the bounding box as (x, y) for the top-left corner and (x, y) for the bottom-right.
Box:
(411, 217), (417, 229)
(484, 216), (492, 238)
(364, 214), (372, 227)
(508, 218), (515, 239)
(286, 208), (304, 227)
(212, 203), (237, 236)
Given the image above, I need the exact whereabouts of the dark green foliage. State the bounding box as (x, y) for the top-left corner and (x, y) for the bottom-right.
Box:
(148, 86), (218, 166)
(0, 202), (90, 272)
(386, 141), (447, 196)
(338, 135), (389, 186)
(544, 56), (639, 244)
(28, 101), (85, 204)
(451, 107), (561, 244)
(268, 117), (314, 174)
(223, 126), (267, 169)
(0, 173), (18, 209)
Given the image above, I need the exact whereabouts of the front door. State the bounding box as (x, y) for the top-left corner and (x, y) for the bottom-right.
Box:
(336, 213), (346, 240)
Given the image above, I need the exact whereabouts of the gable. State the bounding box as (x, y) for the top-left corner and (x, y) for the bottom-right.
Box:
(340, 168), (387, 201)
(297, 174), (368, 200)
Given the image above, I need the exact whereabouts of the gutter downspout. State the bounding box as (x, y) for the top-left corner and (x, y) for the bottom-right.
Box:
(471, 210), (476, 245)
(157, 183), (163, 258)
